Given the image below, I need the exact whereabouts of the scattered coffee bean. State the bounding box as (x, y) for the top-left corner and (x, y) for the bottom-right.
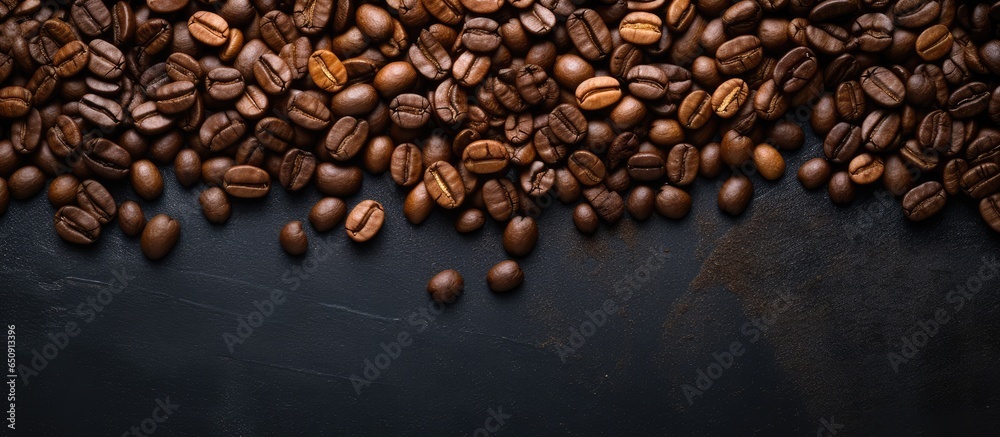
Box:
(487, 260), (524, 293)
(280, 221), (308, 255)
(141, 214), (180, 260)
(345, 199), (385, 242)
(427, 269), (464, 303)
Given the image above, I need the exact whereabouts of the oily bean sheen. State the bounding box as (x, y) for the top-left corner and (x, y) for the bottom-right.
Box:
(223, 165), (271, 198)
(487, 260), (524, 293)
(345, 200), (385, 242)
(117, 201), (146, 238)
(54, 206), (102, 245)
(280, 221), (308, 255)
(503, 216), (538, 257)
(141, 214), (181, 260)
(424, 161), (465, 209)
(961, 163), (1000, 199)
(568, 151), (606, 186)
(427, 270), (464, 303)
(980, 194), (1000, 234)
(462, 140), (509, 174)
(718, 175), (753, 216)
(861, 67), (906, 108)
(902, 181), (947, 221)
(77, 180), (117, 225)
(199, 187), (231, 224)
(309, 197), (347, 232)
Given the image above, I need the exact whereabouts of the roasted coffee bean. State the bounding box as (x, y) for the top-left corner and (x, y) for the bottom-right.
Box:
(948, 82), (991, 119)
(308, 49), (348, 93)
(432, 79), (467, 126)
(279, 149), (316, 191)
(583, 185), (624, 224)
(655, 185), (692, 219)
(322, 117), (367, 161)
(567, 151), (605, 186)
(753, 144), (786, 181)
(847, 153), (884, 185)
(48, 174), (80, 208)
(774, 47), (817, 94)
(503, 216), (538, 257)
(718, 174), (752, 216)
(345, 199), (385, 242)
(798, 158), (833, 190)
(174, 149), (202, 188)
(916, 24), (953, 61)
(482, 178), (520, 221)
(619, 12), (663, 46)
(721, 129), (754, 167)
(117, 200), (145, 237)
(678, 90), (713, 129)
(861, 110), (902, 152)
(53, 41), (90, 78)
(699, 143), (723, 178)
(424, 161), (465, 209)
(391, 144), (423, 187)
(389, 93), (431, 129)
(307, 197), (347, 232)
(625, 65), (669, 100)
(519, 161), (554, 197)
(835, 81), (866, 122)
(666, 144), (699, 186)
(566, 9), (612, 61)
(200, 110), (247, 152)
(900, 181), (947, 221)
(463, 140), (509, 174)
(141, 214), (180, 260)
(75, 179), (116, 225)
(852, 13), (893, 53)
(79, 94), (124, 129)
(576, 76), (622, 110)
(402, 182), (434, 225)
(72, 0), (112, 37)
(153, 81), (197, 114)
(573, 203), (600, 234)
(279, 221), (308, 255)
(408, 30), (451, 81)
(83, 139), (131, 180)
(824, 122), (863, 163)
(189, 11), (230, 47)
(487, 260), (524, 293)
(961, 162), (1000, 199)
(254, 117), (294, 154)
(254, 54), (293, 95)
(900, 139), (940, 172)
(205, 67), (245, 101)
(199, 187), (231, 224)
(828, 171), (856, 204)
(712, 79), (749, 118)
(427, 269), (464, 303)
(314, 163), (362, 197)
(716, 36), (763, 76)
(455, 208), (485, 234)
(979, 194), (1000, 233)
(861, 66), (906, 108)
(626, 152), (666, 182)
(223, 165), (271, 198)
(54, 206), (102, 245)
(549, 104), (588, 144)
(130, 160), (163, 200)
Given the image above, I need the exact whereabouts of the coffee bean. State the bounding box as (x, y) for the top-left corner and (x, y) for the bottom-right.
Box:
(626, 152), (666, 182)
(72, 0), (112, 37)
(141, 214), (180, 260)
(774, 47), (817, 94)
(389, 93), (431, 129)
(223, 165), (271, 198)
(279, 221), (308, 255)
(79, 94), (124, 129)
(462, 140), (509, 174)
(716, 36), (763, 76)
(315, 162), (362, 197)
(798, 157), (832, 190)
(53, 41), (90, 78)
(721, 129), (754, 167)
(130, 160), (164, 200)
(345, 199), (385, 242)
(408, 30), (452, 81)
(481, 178), (519, 222)
(666, 144), (699, 186)
(575, 76), (622, 110)
(189, 11), (230, 47)
(308, 49), (348, 93)
(718, 174), (753, 216)
(279, 149), (316, 191)
(824, 122), (863, 163)
(332, 83), (380, 117)
(205, 67), (245, 101)
(566, 9), (612, 61)
(424, 161), (465, 209)
(567, 151), (605, 186)
(118, 200), (146, 238)
(828, 171), (856, 204)
(487, 260), (524, 293)
(427, 269), (464, 303)
(712, 78), (749, 118)
(503, 216), (538, 257)
(916, 24), (953, 61)
(679, 90), (713, 129)
(619, 12), (663, 46)
(961, 162), (1000, 199)
(979, 193), (1000, 233)
(625, 65), (669, 101)
(948, 82), (991, 119)
(76, 179), (117, 225)
(455, 208), (485, 234)
(861, 109), (902, 152)
(861, 66), (906, 108)
(655, 185), (692, 219)
(199, 187), (231, 224)
(201, 110), (247, 152)
(54, 206), (102, 245)
(583, 185), (624, 224)
(753, 144), (786, 181)
(47, 174), (80, 208)
(549, 104), (588, 144)
(846, 153), (884, 185)
(83, 139), (131, 180)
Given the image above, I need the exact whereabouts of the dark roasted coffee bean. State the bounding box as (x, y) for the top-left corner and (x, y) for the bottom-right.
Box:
(835, 80), (866, 122)
(432, 79), (467, 126)
(853, 13), (893, 53)
(205, 67), (245, 101)
(117, 200), (145, 237)
(566, 9), (612, 61)
(424, 161), (465, 209)
(389, 93), (432, 129)
(463, 140), (509, 174)
(141, 214), (180, 260)
(427, 269), (463, 303)
(174, 149), (202, 188)
(902, 181), (947, 221)
(948, 82), (990, 119)
(76, 179), (117, 225)
(678, 90), (713, 129)
(847, 153), (884, 185)
(455, 208), (485, 234)
(79, 94), (125, 129)
(482, 178), (520, 221)
(718, 174), (752, 216)
(900, 139), (940, 173)
(861, 109), (902, 152)
(520, 3), (557, 36)
(666, 144), (699, 186)
(655, 185), (692, 219)
(345, 199), (384, 242)
(200, 110), (247, 152)
(503, 216), (538, 257)
(223, 165), (271, 198)
(315, 163), (363, 197)
(979, 194), (1000, 233)
(824, 122), (863, 163)
(699, 143), (723, 178)
(861, 66), (906, 108)
(573, 203), (600, 234)
(961, 162), (1000, 199)
(53, 41), (89, 78)
(48, 174), (81, 208)
(323, 117), (368, 161)
(798, 158), (832, 190)
(130, 160), (163, 200)
(487, 260), (524, 293)
(72, 0), (112, 37)
(583, 185), (624, 224)
(279, 149), (316, 191)
(391, 144), (423, 187)
(894, 0), (941, 29)
(774, 47), (817, 94)
(153, 81), (197, 114)
(806, 24), (855, 56)
(199, 187), (231, 224)
(519, 161), (554, 197)
(548, 104), (588, 144)
(626, 152), (666, 182)
(280, 221), (308, 255)
(54, 206), (102, 245)
(883, 154), (915, 196)
(286, 91), (331, 130)
(721, 129), (754, 167)
(10, 110), (41, 155)
(567, 151), (605, 186)
(408, 30), (451, 81)
(83, 139), (131, 180)
(308, 197), (347, 232)
(253, 54), (292, 95)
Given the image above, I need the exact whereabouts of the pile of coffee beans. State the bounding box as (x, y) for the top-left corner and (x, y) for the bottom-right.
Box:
(1, 0), (1000, 293)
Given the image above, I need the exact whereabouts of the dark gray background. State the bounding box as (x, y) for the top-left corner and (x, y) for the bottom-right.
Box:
(2, 128), (1000, 436)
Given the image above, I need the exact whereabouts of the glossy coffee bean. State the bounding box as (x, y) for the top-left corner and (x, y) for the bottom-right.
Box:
(130, 160), (164, 200)
(424, 161), (465, 209)
(503, 216), (538, 257)
(223, 165), (271, 198)
(902, 181), (947, 221)
(77, 180), (117, 225)
(427, 269), (464, 303)
(54, 206), (102, 245)
(798, 158), (833, 190)
(280, 221), (308, 255)
(199, 187), (231, 224)
(455, 208), (485, 234)
(487, 260), (524, 293)
(979, 194), (1000, 233)
(118, 201), (146, 238)
(573, 203), (600, 234)
(141, 214), (181, 260)
(718, 175), (753, 216)
(828, 171), (856, 204)
(309, 197), (347, 232)
(345, 199), (385, 242)
(48, 174), (81, 208)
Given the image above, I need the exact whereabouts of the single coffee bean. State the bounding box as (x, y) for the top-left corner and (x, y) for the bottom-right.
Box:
(279, 148), (316, 191)
(503, 216), (538, 256)
(861, 66), (906, 108)
(573, 203), (600, 234)
(345, 199), (385, 242)
(900, 181), (946, 221)
(627, 152), (666, 182)
(721, 130), (754, 167)
(463, 140), (510, 174)
(308, 49), (348, 93)
(753, 144), (786, 181)
(567, 150), (606, 186)
(848, 153), (885, 185)
(583, 185), (625, 224)
(619, 12), (663, 46)
(861, 109), (902, 152)
(678, 90), (713, 129)
(798, 158), (833, 190)
(656, 185), (692, 219)
(548, 104), (588, 144)
(768, 121), (805, 151)
(174, 149), (202, 188)
(828, 171), (856, 204)
(54, 206), (102, 245)
(424, 161), (465, 209)
(205, 67), (245, 101)
(314, 163), (363, 197)
(153, 81), (197, 114)
(948, 82), (991, 119)
(979, 194), (1000, 233)
(280, 221), (308, 255)
(716, 35), (763, 76)
(481, 178), (520, 222)
(835, 81), (866, 122)
(883, 154), (916, 196)
(223, 165), (271, 198)
(200, 110), (247, 152)
(961, 162), (1000, 199)
(53, 41), (90, 78)
(427, 269), (464, 303)
(332, 83), (380, 117)
(774, 47), (817, 94)
(130, 159), (164, 200)
(566, 9), (613, 61)
(48, 174), (81, 208)
(712, 78), (749, 118)
(916, 24), (953, 61)
(389, 93), (432, 129)
(824, 122), (863, 163)
(666, 144), (699, 186)
(253, 53), (293, 95)
(852, 13), (893, 53)
(76, 179), (117, 225)
(141, 214), (180, 260)
(390, 144), (424, 187)
(307, 197), (346, 232)
(118, 200), (146, 238)
(718, 174), (753, 216)
(461, 17), (501, 53)
(625, 65), (669, 101)
(455, 208), (485, 234)
(189, 11), (230, 47)
(487, 260), (524, 293)
(78, 94), (124, 129)
(199, 187), (231, 224)
(71, 0), (112, 37)
(575, 76), (622, 110)
(400, 182), (432, 225)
